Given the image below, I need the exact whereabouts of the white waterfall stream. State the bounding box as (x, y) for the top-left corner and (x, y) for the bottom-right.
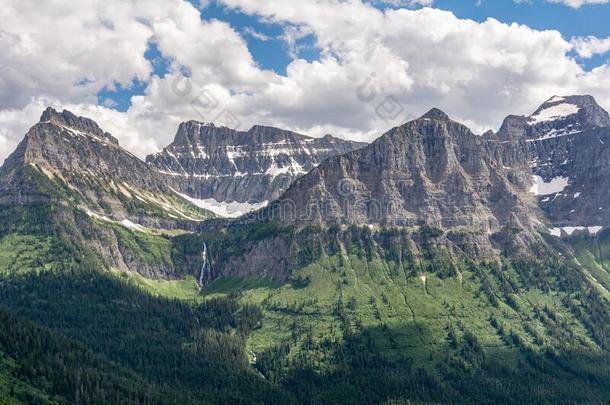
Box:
(199, 242), (209, 288)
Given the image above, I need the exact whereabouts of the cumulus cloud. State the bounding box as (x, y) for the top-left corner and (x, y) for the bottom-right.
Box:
(216, 0), (608, 128)
(0, 0), (282, 161)
(369, 0), (434, 6)
(0, 0), (155, 110)
(1, 0), (610, 165)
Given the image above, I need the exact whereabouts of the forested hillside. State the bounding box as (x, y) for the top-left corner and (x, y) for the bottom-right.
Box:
(1, 200), (609, 403)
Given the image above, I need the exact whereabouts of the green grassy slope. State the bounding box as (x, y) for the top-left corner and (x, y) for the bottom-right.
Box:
(566, 229), (610, 300)
(199, 226), (610, 404)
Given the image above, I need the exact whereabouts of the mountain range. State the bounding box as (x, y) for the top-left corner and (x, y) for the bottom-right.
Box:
(1, 96), (610, 404)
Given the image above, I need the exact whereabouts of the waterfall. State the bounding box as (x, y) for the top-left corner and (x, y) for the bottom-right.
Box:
(198, 242), (210, 288)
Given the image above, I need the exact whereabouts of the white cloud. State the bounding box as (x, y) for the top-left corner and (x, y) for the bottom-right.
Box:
(0, 99), (50, 164)
(571, 36), (610, 58)
(515, 0), (610, 7)
(242, 27), (272, 42)
(215, 0), (608, 128)
(369, 0), (434, 6)
(1, 0), (610, 166)
(545, 0), (609, 8)
(0, 0), (155, 110)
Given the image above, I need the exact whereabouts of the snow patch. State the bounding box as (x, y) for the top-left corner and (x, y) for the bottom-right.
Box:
(529, 103), (580, 124)
(87, 211), (147, 233)
(120, 219), (146, 232)
(265, 164), (291, 177)
(530, 175), (569, 196)
(265, 158), (306, 178)
(173, 190), (268, 218)
(549, 226), (604, 236)
(526, 125), (582, 142)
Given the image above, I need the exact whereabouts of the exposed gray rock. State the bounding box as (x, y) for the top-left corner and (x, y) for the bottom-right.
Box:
(145, 121), (365, 212)
(497, 95), (610, 142)
(0, 108), (212, 224)
(267, 108), (542, 238)
(497, 95), (610, 231)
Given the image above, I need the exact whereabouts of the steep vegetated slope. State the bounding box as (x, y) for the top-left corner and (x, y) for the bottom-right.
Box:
(0, 108), (215, 278)
(172, 222), (610, 403)
(0, 208), (289, 403)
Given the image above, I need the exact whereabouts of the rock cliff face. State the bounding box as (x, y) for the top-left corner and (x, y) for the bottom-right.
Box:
(269, 109), (541, 238)
(264, 96), (610, 241)
(497, 95), (610, 142)
(0, 108), (212, 224)
(145, 122), (365, 217)
(497, 95), (610, 235)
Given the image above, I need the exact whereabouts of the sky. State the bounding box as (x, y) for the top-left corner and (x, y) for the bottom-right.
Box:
(1, 0), (610, 163)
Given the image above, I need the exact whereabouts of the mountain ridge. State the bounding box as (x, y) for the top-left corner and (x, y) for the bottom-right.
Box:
(494, 95), (610, 233)
(145, 121), (366, 216)
(0, 107), (211, 225)
(266, 109), (541, 237)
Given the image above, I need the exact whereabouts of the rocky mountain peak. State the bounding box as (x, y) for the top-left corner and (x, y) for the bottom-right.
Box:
(271, 111), (540, 240)
(171, 121), (221, 146)
(522, 96), (610, 231)
(39, 107), (119, 145)
(1, 108), (212, 227)
(420, 108), (450, 121)
(497, 95), (610, 141)
(528, 95), (610, 128)
(146, 122), (366, 215)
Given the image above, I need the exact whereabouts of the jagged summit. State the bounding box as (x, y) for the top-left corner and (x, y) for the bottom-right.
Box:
(527, 95), (610, 128)
(479, 95), (610, 231)
(419, 108), (450, 121)
(170, 121), (335, 147)
(170, 121), (309, 147)
(39, 107), (119, 145)
(146, 121), (365, 213)
(497, 95), (610, 141)
(531, 95), (609, 125)
(271, 109), (540, 242)
(1, 108), (213, 226)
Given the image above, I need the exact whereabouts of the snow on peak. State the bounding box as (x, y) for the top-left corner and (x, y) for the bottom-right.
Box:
(529, 103), (580, 124)
(547, 96), (565, 103)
